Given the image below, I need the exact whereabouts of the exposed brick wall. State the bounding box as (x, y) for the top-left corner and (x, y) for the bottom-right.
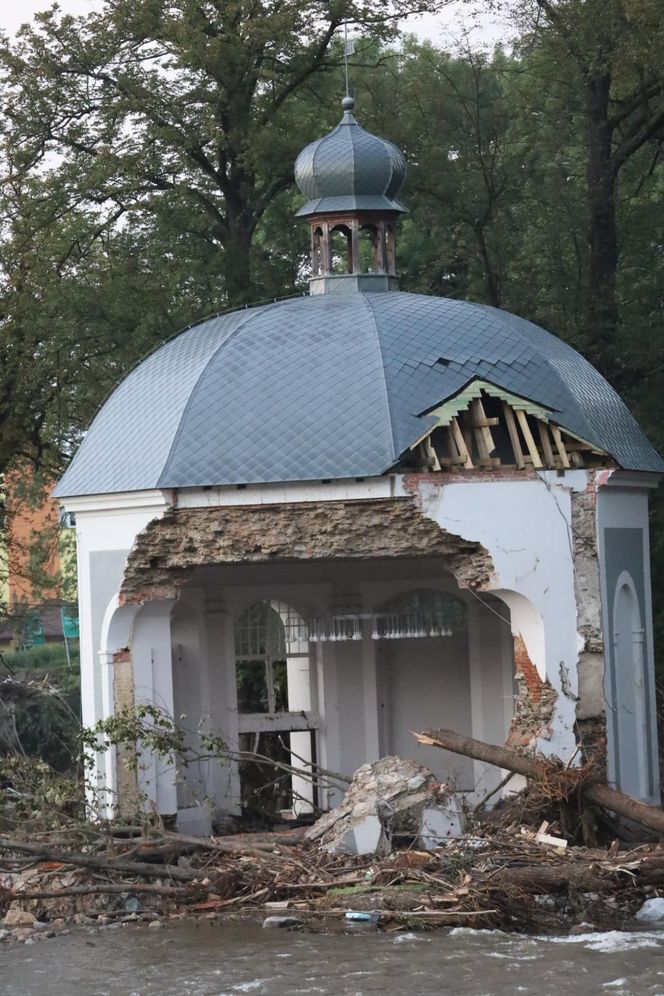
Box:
(403, 468), (542, 492)
(508, 633), (557, 747)
(513, 634), (543, 704)
(112, 648), (139, 812)
(119, 498), (495, 603)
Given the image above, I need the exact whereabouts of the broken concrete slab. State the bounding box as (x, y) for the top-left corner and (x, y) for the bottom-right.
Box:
(419, 804), (464, 850)
(306, 756), (464, 855)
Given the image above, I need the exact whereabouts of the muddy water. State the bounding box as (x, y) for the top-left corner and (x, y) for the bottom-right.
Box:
(3, 921), (664, 996)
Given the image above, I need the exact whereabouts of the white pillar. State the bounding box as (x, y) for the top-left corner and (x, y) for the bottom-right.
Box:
(203, 593), (241, 814)
(97, 650), (117, 817)
(316, 641), (343, 808)
(286, 630), (315, 814)
(131, 599), (178, 816)
(361, 620), (382, 761)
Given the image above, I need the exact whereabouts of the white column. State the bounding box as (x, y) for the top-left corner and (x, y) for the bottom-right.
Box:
(316, 641), (343, 808)
(203, 593), (242, 814)
(131, 599), (178, 815)
(286, 631), (315, 815)
(97, 650), (117, 817)
(361, 620), (382, 761)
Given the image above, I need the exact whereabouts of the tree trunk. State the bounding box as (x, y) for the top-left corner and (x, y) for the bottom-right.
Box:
(223, 220), (254, 307)
(414, 727), (664, 836)
(585, 72), (619, 380)
(474, 223), (501, 307)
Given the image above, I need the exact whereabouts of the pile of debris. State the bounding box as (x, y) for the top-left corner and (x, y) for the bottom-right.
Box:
(2, 728), (664, 944)
(305, 756), (464, 855)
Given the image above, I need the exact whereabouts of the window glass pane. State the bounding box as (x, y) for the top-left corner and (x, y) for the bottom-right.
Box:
(236, 659), (269, 713)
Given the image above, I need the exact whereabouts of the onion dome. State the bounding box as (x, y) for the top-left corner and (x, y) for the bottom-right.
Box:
(294, 96), (407, 217)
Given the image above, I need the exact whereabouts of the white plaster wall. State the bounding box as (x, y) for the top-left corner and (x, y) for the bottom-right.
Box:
(382, 634), (474, 788)
(416, 473), (589, 760)
(62, 491), (171, 735)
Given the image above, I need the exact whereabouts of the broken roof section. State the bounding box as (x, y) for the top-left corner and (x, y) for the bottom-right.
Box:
(54, 291), (664, 498)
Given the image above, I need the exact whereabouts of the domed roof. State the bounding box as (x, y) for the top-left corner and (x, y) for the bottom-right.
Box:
(294, 97), (407, 217)
(54, 291), (664, 498)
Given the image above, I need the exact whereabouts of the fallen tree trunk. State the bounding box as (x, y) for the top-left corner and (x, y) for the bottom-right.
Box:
(0, 838), (202, 882)
(414, 727), (664, 836)
(477, 854), (664, 894)
(9, 883), (195, 900)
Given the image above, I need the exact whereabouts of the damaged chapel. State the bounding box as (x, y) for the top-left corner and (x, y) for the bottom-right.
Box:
(54, 94), (664, 833)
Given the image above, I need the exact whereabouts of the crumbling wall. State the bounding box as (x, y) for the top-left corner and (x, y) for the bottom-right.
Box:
(571, 479), (605, 721)
(571, 477), (607, 766)
(111, 648), (139, 811)
(507, 635), (557, 747)
(119, 498), (495, 603)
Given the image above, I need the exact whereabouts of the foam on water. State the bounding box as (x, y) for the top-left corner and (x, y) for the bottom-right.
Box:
(544, 931), (662, 952)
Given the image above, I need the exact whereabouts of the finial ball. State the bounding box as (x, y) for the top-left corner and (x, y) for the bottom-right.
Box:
(341, 95), (355, 111)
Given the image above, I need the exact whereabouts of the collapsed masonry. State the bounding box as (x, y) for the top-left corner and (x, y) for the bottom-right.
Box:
(306, 756), (464, 855)
(107, 476), (611, 829)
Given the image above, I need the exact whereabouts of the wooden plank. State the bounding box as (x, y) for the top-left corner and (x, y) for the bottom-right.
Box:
(450, 417), (474, 469)
(471, 398), (496, 457)
(537, 421), (556, 467)
(550, 424), (571, 468)
(423, 436), (441, 471)
(516, 410), (543, 468)
(238, 712), (322, 734)
(502, 402), (525, 469)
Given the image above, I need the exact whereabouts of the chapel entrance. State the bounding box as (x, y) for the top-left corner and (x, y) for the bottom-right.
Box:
(234, 600), (318, 819)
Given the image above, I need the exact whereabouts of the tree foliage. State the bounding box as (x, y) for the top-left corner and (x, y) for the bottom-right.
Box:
(0, 1), (663, 656)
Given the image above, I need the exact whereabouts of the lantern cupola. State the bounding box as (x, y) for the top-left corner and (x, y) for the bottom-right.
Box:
(294, 96), (407, 294)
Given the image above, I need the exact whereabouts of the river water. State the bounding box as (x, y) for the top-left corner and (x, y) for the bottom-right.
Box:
(3, 920), (664, 996)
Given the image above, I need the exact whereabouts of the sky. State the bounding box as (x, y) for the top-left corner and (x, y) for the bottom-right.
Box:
(0, 1), (512, 47)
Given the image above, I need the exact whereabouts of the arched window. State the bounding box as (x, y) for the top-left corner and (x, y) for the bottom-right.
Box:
(330, 225), (352, 273)
(312, 226), (324, 275)
(234, 601), (288, 713)
(359, 223), (379, 273)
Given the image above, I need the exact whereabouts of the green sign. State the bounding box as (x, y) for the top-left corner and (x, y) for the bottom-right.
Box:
(61, 611), (80, 639)
(24, 616), (45, 646)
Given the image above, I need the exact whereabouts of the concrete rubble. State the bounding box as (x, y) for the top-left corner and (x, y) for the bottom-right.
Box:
(305, 756), (464, 855)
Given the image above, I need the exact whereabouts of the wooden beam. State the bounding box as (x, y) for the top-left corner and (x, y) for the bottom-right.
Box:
(450, 417), (474, 469)
(537, 421), (556, 467)
(516, 410), (543, 468)
(470, 398), (496, 460)
(550, 424), (571, 468)
(502, 402), (525, 469)
(422, 436), (441, 471)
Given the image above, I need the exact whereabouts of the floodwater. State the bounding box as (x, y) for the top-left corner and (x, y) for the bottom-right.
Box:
(3, 920), (664, 996)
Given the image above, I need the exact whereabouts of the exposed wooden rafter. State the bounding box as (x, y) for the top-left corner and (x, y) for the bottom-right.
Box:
(405, 381), (612, 474)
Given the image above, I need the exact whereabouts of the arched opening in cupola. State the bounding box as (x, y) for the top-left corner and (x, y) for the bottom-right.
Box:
(330, 224), (353, 274)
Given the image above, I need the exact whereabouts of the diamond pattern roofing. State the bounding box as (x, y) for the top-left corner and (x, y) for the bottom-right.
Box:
(53, 291), (664, 498)
(294, 101), (407, 217)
